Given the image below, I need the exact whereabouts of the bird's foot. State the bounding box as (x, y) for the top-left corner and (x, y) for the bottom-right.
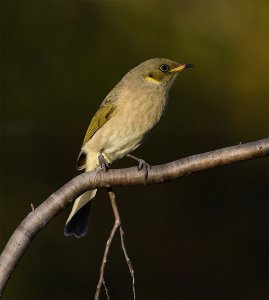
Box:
(126, 154), (151, 179)
(137, 158), (151, 173)
(98, 153), (110, 171)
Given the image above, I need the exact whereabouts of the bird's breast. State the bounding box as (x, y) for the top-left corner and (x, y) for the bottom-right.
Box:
(119, 87), (167, 127)
(84, 87), (168, 161)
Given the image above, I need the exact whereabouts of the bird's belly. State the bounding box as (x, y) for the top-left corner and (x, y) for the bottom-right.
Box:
(101, 118), (152, 160)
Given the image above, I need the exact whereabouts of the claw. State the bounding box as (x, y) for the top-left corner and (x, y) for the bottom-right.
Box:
(98, 153), (110, 171)
(137, 158), (150, 170)
(126, 154), (151, 179)
(138, 159), (151, 179)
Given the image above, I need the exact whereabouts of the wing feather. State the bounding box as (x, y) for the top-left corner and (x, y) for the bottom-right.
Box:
(76, 104), (115, 170)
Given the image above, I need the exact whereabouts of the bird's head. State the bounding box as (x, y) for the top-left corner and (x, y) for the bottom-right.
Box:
(125, 58), (193, 90)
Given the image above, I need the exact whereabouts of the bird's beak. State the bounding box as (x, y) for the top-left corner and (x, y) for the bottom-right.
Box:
(170, 63), (194, 73)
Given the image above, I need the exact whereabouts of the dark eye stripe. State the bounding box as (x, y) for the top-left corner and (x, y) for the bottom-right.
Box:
(159, 64), (169, 73)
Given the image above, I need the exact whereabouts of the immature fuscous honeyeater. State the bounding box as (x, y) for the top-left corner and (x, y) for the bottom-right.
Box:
(64, 58), (193, 238)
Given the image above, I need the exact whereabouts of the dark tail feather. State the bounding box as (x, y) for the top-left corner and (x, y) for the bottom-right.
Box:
(64, 201), (93, 238)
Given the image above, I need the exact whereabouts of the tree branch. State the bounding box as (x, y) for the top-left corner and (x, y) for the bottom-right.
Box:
(95, 188), (121, 300)
(0, 137), (268, 297)
(119, 227), (135, 299)
(94, 188), (135, 300)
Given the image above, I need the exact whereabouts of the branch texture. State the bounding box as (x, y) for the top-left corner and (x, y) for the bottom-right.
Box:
(0, 138), (268, 296)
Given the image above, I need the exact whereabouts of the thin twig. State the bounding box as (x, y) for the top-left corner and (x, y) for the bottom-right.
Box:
(94, 188), (121, 300)
(120, 227), (135, 300)
(95, 188), (135, 299)
(102, 280), (110, 300)
(0, 138), (268, 297)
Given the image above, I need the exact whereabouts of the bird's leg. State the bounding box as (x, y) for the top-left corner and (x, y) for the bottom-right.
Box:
(126, 154), (151, 178)
(98, 151), (110, 171)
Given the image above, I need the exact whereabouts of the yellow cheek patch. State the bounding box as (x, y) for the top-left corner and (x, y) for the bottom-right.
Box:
(145, 76), (161, 84)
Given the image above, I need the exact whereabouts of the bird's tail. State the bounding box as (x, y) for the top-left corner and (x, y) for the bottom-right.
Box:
(64, 153), (99, 238)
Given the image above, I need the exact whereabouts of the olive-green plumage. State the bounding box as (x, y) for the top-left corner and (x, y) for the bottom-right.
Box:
(83, 105), (115, 146)
(64, 58), (193, 238)
(76, 104), (115, 170)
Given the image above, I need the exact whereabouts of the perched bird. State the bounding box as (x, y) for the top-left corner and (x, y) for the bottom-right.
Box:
(64, 58), (193, 238)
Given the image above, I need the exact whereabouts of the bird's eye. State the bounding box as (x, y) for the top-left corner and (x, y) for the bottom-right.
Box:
(159, 64), (169, 73)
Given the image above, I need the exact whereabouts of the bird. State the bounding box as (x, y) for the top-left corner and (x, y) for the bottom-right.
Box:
(64, 58), (193, 238)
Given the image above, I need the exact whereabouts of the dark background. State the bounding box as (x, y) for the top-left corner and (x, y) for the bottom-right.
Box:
(1, 1), (268, 299)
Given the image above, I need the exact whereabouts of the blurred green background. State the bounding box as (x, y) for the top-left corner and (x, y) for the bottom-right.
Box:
(1, 0), (268, 299)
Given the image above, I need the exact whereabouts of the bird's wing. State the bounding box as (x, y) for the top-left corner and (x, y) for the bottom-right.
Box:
(76, 104), (115, 170)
